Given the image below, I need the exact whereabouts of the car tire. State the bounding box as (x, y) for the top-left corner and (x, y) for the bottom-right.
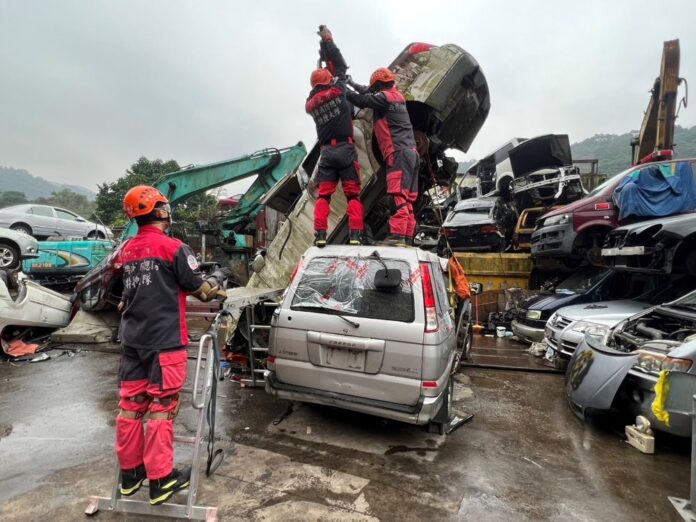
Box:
(427, 377), (453, 435)
(10, 223), (32, 236)
(454, 301), (473, 366)
(87, 231), (105, 239)
(0, 243), (20, 270)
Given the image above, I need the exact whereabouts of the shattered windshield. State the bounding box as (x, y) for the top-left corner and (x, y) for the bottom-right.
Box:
(555, 267), (608, 295)
(291, 256), (415, 322)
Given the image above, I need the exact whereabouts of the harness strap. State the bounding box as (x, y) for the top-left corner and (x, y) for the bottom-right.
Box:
(119, 409), (144, 420)
(149, 395), (182, 421)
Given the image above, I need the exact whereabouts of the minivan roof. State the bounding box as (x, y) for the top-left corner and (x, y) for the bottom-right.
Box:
(303, 245), (441, 265)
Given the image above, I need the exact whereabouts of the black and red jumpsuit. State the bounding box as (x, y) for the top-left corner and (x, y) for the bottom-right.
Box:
(114, 225), (205, 480)
(306, 38), (364, 233)
(347, 84), (419, 238)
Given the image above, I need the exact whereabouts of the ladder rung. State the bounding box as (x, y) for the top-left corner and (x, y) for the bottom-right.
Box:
(263, 302), (280, 307)
(186, 312), (219, 318)
(250, 325), (271, 331)
(251, 347), (268, 352)
(173, 435), (196, 444)
(180, 387), (193, 394)
(253, 369), (266, 374)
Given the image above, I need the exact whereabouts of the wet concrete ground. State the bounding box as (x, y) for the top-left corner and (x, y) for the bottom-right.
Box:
(0, 346), (690, 521)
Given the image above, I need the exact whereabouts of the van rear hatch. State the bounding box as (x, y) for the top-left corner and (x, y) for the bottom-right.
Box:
(272, 254), (424, 406)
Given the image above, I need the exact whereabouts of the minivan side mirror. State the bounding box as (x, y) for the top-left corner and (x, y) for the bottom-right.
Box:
(374, 268), (402, 290)
(469, 282), (483, 295)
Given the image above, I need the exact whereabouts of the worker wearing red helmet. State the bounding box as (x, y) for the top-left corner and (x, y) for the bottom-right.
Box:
(114, 186), (225, 506)
(306, 25), (364, 247)
(347, 67), (419, 246)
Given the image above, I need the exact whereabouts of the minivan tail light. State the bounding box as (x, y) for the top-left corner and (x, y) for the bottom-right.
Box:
(480, 225), (498, 234)
(594, 202), (612, 211)
(419, 262), (439, 333)
(422, 380), (438, 389)
(441, 227), (455, 238)
(289, 260), (303, 284)
(267, 355), (276, 364)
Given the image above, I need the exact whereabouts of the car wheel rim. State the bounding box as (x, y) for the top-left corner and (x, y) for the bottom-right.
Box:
(0, 248), (14, 268)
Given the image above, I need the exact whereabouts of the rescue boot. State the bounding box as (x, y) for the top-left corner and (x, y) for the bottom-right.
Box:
(349, 230), (362, 245)
(149, 467), (191, 506)
(380, 235), (407, 247)
(314, 230), (327, 248)
(119, 464), (146, 496)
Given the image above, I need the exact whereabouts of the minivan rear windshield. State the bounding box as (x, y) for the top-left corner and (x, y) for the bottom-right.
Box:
(291, 256), (415, 322)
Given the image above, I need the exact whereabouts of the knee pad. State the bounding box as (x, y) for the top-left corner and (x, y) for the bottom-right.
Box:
(149, 394), (181, 421)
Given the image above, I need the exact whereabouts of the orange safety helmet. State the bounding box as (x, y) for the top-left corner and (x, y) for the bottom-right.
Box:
(369, 67), (396, 88)
(310, 68), (333, 88)
(123, 185), (169, 220)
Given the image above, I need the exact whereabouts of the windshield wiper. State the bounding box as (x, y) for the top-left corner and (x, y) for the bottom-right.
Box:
(338, 315), (360, 328)
(292, 305), (361, 327)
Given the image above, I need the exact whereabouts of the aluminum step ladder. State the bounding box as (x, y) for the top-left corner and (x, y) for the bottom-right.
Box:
(85, 332), (221, 521)
(236, 300), (279, 388)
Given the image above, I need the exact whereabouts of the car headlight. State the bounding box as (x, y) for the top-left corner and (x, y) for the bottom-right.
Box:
(570, 321), (608, 339)
(526, 310), (542, 320)
(633, 350), (692, 376)
(544, 214), (572, 227)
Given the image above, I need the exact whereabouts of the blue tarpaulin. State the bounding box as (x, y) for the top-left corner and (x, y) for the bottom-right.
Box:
(613, 161), (696, 220)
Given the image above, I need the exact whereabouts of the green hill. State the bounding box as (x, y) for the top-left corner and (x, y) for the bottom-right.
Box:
(0, 166), (95, 200)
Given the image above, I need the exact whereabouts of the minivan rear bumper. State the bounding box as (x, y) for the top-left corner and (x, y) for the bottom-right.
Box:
(265, 371), (444, 425)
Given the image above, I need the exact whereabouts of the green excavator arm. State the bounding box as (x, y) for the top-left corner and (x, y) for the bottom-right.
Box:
(122, 142), (307, 248)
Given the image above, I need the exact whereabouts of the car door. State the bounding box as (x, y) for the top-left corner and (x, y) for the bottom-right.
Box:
(27, 206), (57, 237)
(55, 208), (86, 237)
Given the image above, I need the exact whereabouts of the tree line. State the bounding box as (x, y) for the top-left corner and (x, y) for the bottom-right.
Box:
(0, 189), (96, 218)
(1, 157), (216, 235)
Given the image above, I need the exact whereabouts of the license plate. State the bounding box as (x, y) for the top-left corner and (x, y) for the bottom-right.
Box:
(324, 347), (366, 372)
(601, 246), (645, 256)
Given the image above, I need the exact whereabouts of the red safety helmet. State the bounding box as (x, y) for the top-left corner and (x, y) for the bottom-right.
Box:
(310, 68), (333, 88)
(369, 67), (396, 88)
(123, 185), (169, 220)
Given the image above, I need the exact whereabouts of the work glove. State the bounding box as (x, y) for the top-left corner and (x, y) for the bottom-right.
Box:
(317, 25), (332, 42)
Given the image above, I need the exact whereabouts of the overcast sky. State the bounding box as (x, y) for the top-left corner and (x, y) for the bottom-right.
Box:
(1, 0), (696, 193)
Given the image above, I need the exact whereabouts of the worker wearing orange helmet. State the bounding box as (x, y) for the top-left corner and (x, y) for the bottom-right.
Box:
(306, 25), (364, 247)
(114, 185), (225, 506)
(347, 66), (419, 246)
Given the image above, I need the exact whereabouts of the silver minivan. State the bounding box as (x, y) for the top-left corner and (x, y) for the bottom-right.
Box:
(265, 245), (472, 433)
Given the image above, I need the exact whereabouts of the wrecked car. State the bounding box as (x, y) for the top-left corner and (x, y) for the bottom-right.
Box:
(0, 276), (72, 353)
(508, 134), (586, 208)
(545, 274), (696, 365)
(532, 158), (696, 264)
(511, 206), (557, 252)
(566, 288), (696, 437)
(0, 226), (39, 270)
(438, 197), (517, 253)
(512, 267), (670, 344)
(464, 138), (526, 196)
(266, 245), (480, 434)
(601, 212), (696, 275)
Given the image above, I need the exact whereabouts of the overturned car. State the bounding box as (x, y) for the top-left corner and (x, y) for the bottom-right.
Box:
(566, 289), (696, 436)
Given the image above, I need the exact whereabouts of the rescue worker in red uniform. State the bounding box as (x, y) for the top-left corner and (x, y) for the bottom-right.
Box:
(306, 25), (364, 247)
(347, 68), (419, 246)
(115, 186), (225, 506)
